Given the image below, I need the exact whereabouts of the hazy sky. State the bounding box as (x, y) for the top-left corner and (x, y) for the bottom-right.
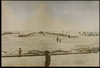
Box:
(2, 1), (99, 32)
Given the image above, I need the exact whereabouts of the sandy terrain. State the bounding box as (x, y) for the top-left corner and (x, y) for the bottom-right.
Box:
(1, 33), (99, 66)
(2, 53), (99, 67)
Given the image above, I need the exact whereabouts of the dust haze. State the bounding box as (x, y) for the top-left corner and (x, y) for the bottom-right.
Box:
(2, 1), (99, 32)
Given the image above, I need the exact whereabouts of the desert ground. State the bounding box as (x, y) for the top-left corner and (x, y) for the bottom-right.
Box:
(1, 32), (99, 67)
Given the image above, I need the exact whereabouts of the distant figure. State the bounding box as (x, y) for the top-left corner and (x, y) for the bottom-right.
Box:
(56, 36), (59, 42)
(59, 38), (61, 43)
(18, 48), (22, 57)
(68, 35), (70, 38)
(45, 50), (51, 67)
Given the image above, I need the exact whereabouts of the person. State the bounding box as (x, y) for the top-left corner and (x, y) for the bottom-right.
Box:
(59, 38), (61, 43)
(18, 48), (22, 57)
(56, 36), (59, 42)
(68, 35), (70, 38)
(45, 50), (51, 67)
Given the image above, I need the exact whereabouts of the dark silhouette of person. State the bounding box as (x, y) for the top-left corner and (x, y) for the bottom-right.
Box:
(59, 38), (61, 43)
(68, 35), (70, 38)
(45, 50), (51, 67)
(56, 36), (59, 42)
(18, 48), (22, 57)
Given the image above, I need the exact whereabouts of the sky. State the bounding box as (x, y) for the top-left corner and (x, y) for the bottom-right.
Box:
(2, 1), (99, 32)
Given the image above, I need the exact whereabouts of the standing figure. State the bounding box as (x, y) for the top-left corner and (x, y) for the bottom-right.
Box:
(59, 38), (61, 43)
(56, 36), (59, 42)
(45, 50), (51, 67)
(18, 48), (22, 57)
(68, 35), (70, 38)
